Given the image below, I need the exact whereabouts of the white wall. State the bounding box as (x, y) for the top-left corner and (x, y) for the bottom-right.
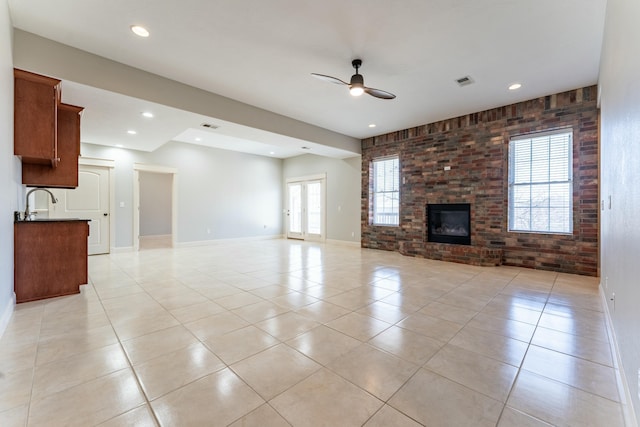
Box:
(139, 171), (172, 236)
(599, 0), (640, 421)
(283, 154), (361, 243)
(0, 0), (20, 335)
(81, 141), (283, 248)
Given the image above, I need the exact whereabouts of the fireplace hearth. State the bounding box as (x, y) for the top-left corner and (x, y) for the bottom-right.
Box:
(427, 203), (471, 245)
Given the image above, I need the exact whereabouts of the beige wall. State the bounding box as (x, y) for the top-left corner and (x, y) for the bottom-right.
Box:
(0, 0), (21, 334)
(599, 0), (640, 422)
(283, 154), (361, 243)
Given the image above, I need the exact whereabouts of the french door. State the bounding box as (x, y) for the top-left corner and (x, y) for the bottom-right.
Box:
(286, 175), (326, 241)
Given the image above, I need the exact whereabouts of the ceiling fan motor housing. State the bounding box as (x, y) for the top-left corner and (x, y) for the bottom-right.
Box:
(350, 73), (364, 86)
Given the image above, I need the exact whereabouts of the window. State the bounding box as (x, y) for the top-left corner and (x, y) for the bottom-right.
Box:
(508, 130), (573, 234)
(372, 156), (400, 226)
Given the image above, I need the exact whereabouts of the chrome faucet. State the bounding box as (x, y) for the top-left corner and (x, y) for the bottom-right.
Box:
(24, 188), (58, 220)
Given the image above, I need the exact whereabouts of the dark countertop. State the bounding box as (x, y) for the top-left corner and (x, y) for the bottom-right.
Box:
(15, 218), (90, 223)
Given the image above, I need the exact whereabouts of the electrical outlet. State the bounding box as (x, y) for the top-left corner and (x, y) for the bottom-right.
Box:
(605, 276), (608, 289)
(351, 231), (355, 238)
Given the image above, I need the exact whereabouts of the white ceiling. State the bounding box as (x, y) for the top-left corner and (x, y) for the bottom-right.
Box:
(8, 0), (607, 158)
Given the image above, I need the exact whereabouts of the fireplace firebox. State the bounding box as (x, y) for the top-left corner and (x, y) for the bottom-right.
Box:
(427, 203), (471, 245)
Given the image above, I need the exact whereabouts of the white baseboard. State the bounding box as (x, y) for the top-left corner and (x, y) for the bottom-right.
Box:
(109, 235), (360, 252)
(176, 234), (284, 248)
(600, 284), (639, 427)
(110, 246), (134, 253)
(0, 292), (16, 339)
(325, 239), (361, 248)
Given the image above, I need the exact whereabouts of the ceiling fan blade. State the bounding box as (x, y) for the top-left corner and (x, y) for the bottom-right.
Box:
(311, 73), (348, 86)
(364, 87), (396, 99)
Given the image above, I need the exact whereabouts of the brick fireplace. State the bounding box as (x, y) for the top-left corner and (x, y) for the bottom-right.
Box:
(427, 203), (471, 245)
(361, 86), (599, 276)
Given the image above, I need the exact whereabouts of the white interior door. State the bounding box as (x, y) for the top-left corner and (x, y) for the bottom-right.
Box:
(286, 176), (326, 241)
(48, 165), (110, 255)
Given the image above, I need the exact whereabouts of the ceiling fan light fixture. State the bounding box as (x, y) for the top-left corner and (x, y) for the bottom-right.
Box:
(349, 72), (365, 96)
(350, 84), (365, 97)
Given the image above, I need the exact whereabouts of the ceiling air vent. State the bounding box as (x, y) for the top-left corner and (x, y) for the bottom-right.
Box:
(200, 123), (219, 130)
(455, 76), (474, 87)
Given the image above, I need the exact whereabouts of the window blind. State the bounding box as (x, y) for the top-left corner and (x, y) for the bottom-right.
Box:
(372, 157), (399, 226)
(509, 130), (573, 233)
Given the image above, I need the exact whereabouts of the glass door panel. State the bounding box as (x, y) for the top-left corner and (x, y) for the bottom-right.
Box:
(287, 182), (303, 239)
(307, 181), (322, 236)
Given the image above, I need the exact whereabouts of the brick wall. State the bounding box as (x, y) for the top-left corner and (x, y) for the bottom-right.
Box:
(361, 86), (599, 276)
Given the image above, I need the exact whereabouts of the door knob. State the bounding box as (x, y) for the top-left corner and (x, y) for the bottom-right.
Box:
(103, 213), (108, 216)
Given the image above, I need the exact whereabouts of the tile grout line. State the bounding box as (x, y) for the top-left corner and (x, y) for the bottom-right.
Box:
(496, 270), (563, 426)
(24, 300), (46, 427)
(92, 267), (163, 427)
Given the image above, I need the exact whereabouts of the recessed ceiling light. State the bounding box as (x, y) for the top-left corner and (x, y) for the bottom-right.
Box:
(141, 112), (153, 118)
(369, 124), (376, 128)
(195, 137), (202, 142)
(115, 144), (124, 148)
(269, 151), (275, 155)
(127, 130), (137, 135)
(130, 25), (149, 38)
(509, 83), (522, 90)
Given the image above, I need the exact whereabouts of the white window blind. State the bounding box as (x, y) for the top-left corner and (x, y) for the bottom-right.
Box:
(508, 130), (573, 234)
(373, 156), (399, 226)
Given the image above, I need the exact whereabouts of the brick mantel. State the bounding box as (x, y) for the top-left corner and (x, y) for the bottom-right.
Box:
(361, 86), (599, 276)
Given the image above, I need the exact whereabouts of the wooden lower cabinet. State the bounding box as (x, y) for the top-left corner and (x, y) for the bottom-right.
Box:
(14, 220), (89, 303)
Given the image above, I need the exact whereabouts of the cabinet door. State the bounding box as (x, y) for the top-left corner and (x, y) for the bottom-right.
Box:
(22, 103), (84, 188)
(14, 221), (88, 303)
(14, 69), (61, 166)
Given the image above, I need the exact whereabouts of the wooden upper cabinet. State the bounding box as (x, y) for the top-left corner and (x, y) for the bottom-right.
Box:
(14, 69), (61, 166)
(22, 103), (84, 188)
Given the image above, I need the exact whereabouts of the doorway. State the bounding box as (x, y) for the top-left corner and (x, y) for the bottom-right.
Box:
(286, 174), (326, 241)
(138, 171), (173, 249)
(133, 164), (178, 251)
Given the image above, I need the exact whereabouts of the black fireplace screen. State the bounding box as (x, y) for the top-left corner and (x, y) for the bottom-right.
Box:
(427, 203), (471, 245)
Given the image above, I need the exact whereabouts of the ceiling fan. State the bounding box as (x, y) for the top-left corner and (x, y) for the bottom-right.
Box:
(312, 59), (396, 100)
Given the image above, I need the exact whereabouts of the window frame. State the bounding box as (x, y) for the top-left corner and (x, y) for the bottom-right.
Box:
(508, 129), (574, 235)
(371, 155), (400, 227)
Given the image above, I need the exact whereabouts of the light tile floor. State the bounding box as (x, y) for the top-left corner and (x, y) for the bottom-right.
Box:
(0, 240), (627, 426)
